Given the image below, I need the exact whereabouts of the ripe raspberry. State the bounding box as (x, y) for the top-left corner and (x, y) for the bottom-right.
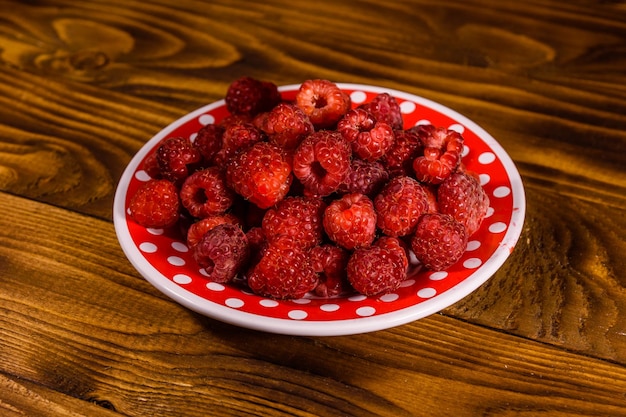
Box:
(157, 136), (202, 184)
(226, 141), (293, 209)
(411, 213), (467, 271)
(180, 167), (235, 219)
(412, 124), (464, 184)
(293, 130), (351, 196)
(323, 193), (377, 250)
(142, 149), (162, 179)
(296, 79), (351, 129)
(346, 236), (408, 296)
(219, 113), (253, 128)
(193, 124), (224, 165)
(339, 159), (389, 198)
(337, 108), (395, 161)
(382, 127), (423, 177)
(245, 226), (267, 256)
(261, 103), (314, 150)
(423, 184), (439, 214)
(248, 236), (318, 299)
(225, 76), (281, 117)
(310, 244), (350, 297)
(214, 122), (265, 166)
(437, 171), (490, 236)
(261, 196), (326, 249)
(186, 213), (241, 249)
(193, 224), (249, 283)
(129, 179), (180, 228)
(358, 93), (404, 131)
(374, 176), (429, 237)
(374, 235), (410, 263)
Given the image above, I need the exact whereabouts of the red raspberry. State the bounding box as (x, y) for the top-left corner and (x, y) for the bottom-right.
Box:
(323, 193), (377, 250)
(219, 113), (253, 128)
(382, 127), (422, 177)
(193, 224), (249, 283)
(358, 93), (404, 131)
(261, 196), (326, 249)
(374, 176), (429, 237)
(261, 103), (314, 150)
(310, 244), (350, 297)
(156, 136), (202, 184)
(245, 225), (267, 254)
(339, 159), (389, 198)
(423, 184), (439, 214)
(293, 130), (351, 196)
(296, 79), (351, 129)
(337, 108), (395, 161)
(142, 149), (162, 179)
(129, 179), (180, 228)
(375, 235), (410, 263)
(248, 236), (319, 299)
(186, 213), (241, 249)
(180, 167), (235, 219)
(411, 213), (467, 271)
(225, 76), (281, 117)
(193, 124), (224, 165)
(412, 124), (464, 184)
(226, 141), (293, 209)
(214, 122), (265, 166)
(346, 236), (408, 296)
(437, 171), (490, 236)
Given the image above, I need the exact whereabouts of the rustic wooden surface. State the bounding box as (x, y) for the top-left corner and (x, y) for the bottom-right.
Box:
(1, 0), (626, 415)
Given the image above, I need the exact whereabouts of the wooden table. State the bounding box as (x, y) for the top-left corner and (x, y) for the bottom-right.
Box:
(1, 1), (625, 415)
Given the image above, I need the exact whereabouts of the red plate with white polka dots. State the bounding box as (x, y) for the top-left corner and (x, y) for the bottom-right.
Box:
(113, 84), (525, 336)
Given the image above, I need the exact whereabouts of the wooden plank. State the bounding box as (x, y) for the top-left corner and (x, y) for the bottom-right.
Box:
(0, 0), (624, 216)
(0, 373), (119, 417)
(1, 192), (625, 416)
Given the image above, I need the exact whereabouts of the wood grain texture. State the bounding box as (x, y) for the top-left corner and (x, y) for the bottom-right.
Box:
(1, 194), (625, 416)
(1, 0), (626, 415)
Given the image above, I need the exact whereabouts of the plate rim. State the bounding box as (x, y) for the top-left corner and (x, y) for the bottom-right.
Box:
(113, 83), (526, 336)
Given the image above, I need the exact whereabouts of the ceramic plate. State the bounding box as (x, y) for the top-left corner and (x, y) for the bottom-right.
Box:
(113, 83), (525, 336)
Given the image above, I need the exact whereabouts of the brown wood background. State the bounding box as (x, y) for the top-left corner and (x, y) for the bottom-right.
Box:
(1, 0), (625, 415)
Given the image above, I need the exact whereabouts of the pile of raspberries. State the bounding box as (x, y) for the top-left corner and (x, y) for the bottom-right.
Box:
(129, 77), (490, 299)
